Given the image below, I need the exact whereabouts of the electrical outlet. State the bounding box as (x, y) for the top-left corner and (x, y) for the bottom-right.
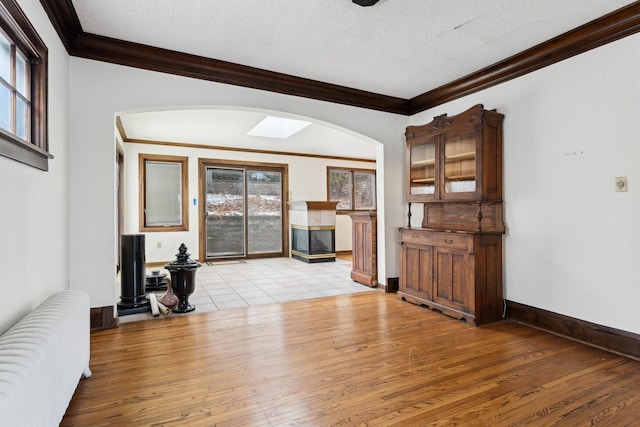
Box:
(615, 176), (627, 192)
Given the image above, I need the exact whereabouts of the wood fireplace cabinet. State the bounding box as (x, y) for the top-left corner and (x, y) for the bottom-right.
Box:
(349, 211), (377, 288)
(399, 104), (505, 326)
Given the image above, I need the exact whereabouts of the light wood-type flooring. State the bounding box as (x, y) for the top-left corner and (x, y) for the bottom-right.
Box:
(63, 292), (640, 426)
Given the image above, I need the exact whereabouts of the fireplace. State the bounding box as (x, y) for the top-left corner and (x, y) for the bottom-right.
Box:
(291, 226), (335, 263)
(289, 201), (338, 263)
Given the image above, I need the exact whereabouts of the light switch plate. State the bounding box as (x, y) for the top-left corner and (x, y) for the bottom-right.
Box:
(615, 176), (627, 192)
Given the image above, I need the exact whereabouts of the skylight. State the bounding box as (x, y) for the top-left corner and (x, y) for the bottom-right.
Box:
(247, 116), (311, 139)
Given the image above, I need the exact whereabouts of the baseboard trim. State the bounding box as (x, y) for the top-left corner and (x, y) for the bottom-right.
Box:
(146, 261), (169, 268)
(90, 306), (118, 330)
(506, 300), (640, 360)
(385, 277), (399, 294)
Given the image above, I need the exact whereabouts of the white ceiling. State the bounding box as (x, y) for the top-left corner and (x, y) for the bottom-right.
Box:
(78, 0), (634, 157)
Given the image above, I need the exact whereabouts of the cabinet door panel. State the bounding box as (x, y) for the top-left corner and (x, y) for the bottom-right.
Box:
(433, 247), (468, 312)
(401, 243), (432, 300)
(407, 137), (437, 200)
(418, 247), (432, 298)
(444, 131), (476, 192)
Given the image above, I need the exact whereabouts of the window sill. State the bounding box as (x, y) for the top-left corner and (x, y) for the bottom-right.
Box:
(0, 130), (53, 171)
(140, 225), (189, 233)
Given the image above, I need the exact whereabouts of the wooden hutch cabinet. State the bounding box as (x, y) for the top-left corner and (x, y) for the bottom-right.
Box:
(399, 104), (505, 326)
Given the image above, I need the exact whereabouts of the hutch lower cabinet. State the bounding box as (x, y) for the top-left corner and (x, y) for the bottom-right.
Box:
(398, 228), (503, 326)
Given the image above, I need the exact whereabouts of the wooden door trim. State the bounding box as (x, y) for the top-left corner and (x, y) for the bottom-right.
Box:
(198, 158), (289, 262)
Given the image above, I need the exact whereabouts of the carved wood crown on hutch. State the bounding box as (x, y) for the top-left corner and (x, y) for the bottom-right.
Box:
(405, 104), (497, 140)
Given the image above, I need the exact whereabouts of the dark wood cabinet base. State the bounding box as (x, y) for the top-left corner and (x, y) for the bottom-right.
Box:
(398, 292), (476, 325)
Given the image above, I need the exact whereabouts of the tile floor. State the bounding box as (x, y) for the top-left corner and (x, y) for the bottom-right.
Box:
(119, 256), (378, 323)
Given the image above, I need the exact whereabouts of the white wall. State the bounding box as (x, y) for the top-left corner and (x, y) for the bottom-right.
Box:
(410, 34), (640, 334)
(0, 0), (70, 334)
(122, 141), (374, 262)
(69, 59), (408, 309)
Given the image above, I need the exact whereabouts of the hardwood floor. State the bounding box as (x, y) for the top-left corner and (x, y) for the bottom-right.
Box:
(63, 292), (640, 426)
(336, 251), (352, 262)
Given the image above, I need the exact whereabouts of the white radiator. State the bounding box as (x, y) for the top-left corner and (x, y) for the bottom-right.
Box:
(0, 290), (92, 426)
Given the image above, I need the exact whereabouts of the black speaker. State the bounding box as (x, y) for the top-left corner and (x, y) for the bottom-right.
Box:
(117, 234), (150, 315)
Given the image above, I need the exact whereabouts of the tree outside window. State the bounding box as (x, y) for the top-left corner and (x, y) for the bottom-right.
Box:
(353, 171), (376, 210)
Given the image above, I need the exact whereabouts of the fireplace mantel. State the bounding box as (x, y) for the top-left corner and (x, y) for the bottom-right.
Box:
(288, 201), (339, 211)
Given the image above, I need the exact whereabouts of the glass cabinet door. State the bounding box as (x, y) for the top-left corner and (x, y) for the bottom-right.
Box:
(444, 132), (476, 194)
(409, 141), (436, 196)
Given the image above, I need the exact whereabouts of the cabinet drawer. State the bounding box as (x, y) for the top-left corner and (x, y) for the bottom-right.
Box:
(400, 229), (472, 250)
(430, 232), (471, 249)
(400, 229), (430, 245)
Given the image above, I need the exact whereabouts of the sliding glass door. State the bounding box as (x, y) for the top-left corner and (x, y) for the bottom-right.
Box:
(205, 167), (245, 258)
(204, 164), (284, 260)
(247, 170), (283, 254)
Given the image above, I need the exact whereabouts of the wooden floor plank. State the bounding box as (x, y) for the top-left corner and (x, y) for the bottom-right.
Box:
(62, 292), (640, 426)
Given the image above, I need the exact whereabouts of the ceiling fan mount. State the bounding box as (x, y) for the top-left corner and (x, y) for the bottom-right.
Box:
(352, 0), (379, 6)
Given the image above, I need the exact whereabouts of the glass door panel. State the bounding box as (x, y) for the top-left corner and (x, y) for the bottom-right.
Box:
(247, 170), (283, 255)
(444, 133), (476, 193)
(409, 141), (436, 195)
(206, 167), (245, 258)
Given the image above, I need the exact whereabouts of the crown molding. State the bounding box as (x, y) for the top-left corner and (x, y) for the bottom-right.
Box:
(37, 0), (81, 51)
(39, 0), (640, 116)
(69, 32), (409, 114)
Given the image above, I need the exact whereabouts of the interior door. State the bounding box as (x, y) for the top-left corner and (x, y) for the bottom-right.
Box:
(116, 148), (124, 272)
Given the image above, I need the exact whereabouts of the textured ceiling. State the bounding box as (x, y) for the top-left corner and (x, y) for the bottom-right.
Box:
(72, 0), (635, 99)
